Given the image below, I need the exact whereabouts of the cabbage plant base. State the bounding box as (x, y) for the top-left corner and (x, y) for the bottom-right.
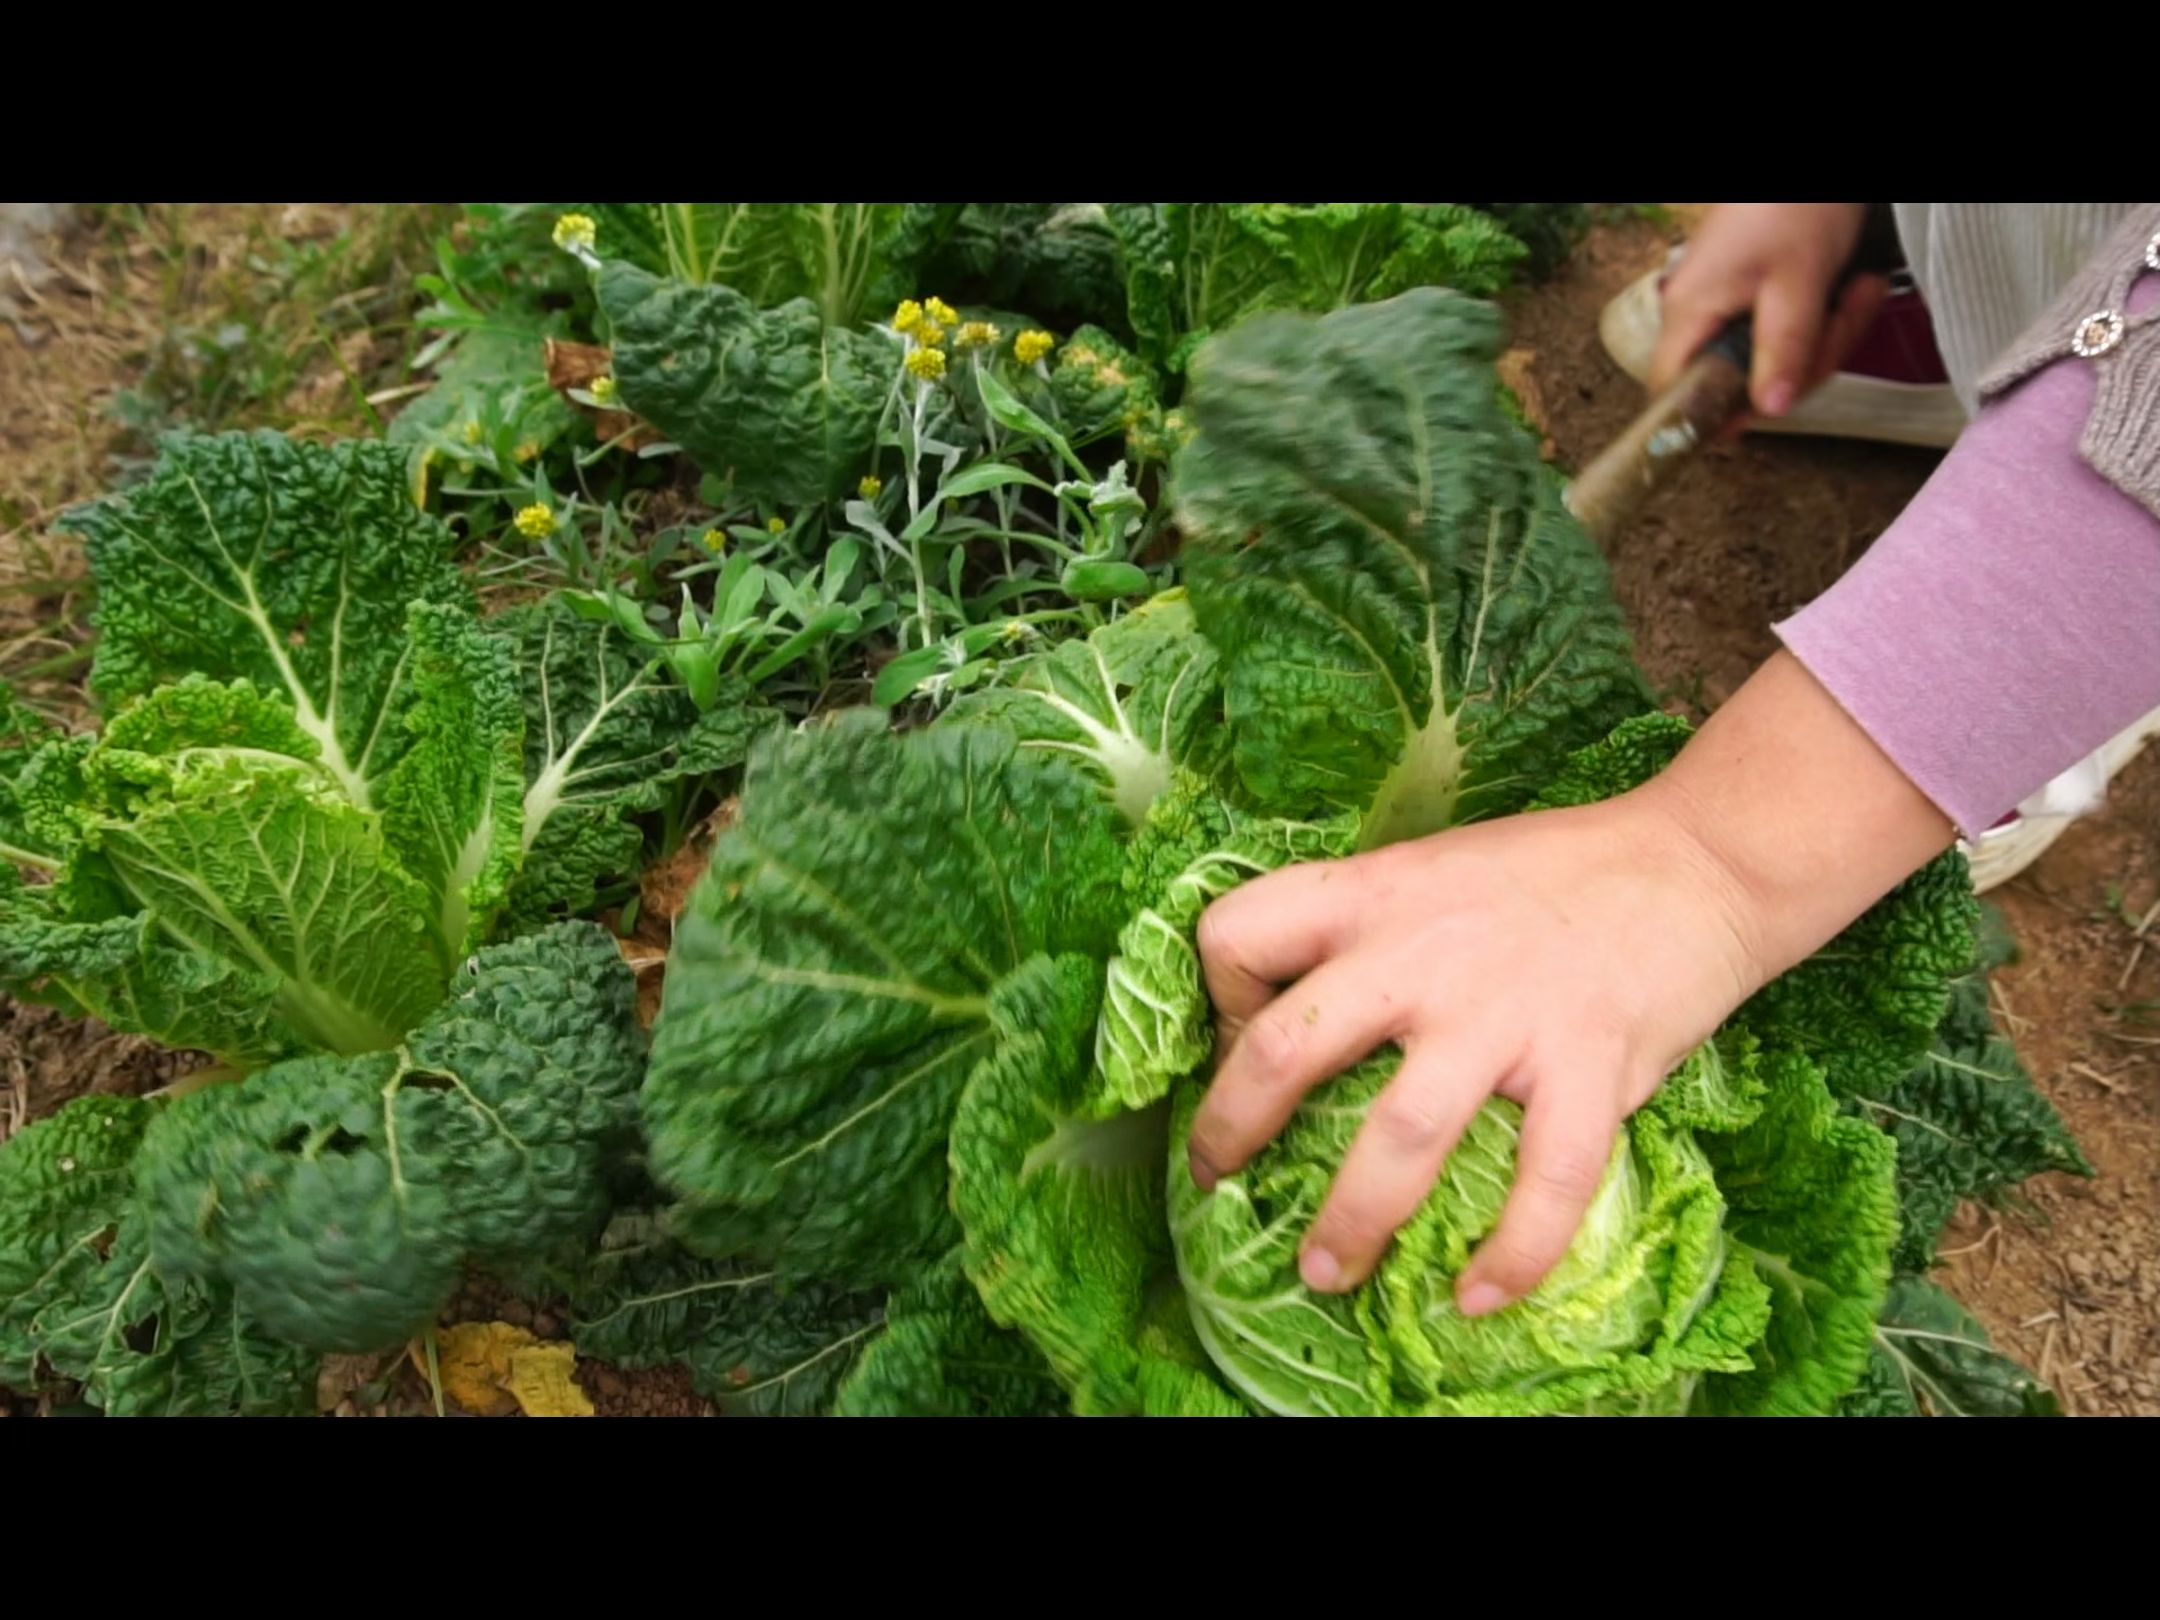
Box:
(0, 1095), (314, 1417)
(0, 921), (649, 1408)
(1, 425), (768, 1412)
(639, 290), (2067, 1419)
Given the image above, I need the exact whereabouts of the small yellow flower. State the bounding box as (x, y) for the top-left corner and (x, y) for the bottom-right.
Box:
(915, 321), (949, 349)
(514, 503), (556, 539)
(1014, 329), (1056, 365)
(552, 213), (597, 253)
(858, 474), (884, 500)
(699, 528), (726, 554)
(766, 515), (788, 535)
(891, 299), (924, 335)
(461, 419), (483, 445)
(590, 375), (619, 406)
(905, 346), (948, 381)
(515, 441), (539, 463)
(955, 320), (1001, 350)
(924, 296), (960, 327)
(1000, 619), (1033, 645)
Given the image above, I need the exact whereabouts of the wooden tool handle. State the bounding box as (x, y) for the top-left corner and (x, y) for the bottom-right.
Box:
(1563, 340), (1751, 545)
(1563, 204), (1902, 545)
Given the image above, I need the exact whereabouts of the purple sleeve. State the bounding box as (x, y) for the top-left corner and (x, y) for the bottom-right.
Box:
(1774, 276), (2160, 840)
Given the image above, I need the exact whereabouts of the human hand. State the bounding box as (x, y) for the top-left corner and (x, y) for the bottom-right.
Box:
(1647, 202), (1888, 421)
(1186, 651), (1956, 1317)
(1186, 783), (1769, 1315)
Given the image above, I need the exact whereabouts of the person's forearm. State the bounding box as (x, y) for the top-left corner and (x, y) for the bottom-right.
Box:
(1636, 651), (1955, 989)
(1773, 274), (2160, 838)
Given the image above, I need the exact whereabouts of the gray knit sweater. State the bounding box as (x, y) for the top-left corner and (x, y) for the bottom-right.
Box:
(1895, 202), (2160, 519)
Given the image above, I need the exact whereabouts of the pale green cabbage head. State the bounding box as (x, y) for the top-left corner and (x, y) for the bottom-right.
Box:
(1164, 1053), (1770, 1416)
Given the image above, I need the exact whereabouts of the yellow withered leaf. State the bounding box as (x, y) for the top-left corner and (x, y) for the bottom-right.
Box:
(426, 1322), (598, 1417)
(506, 1342), (597, 1418)
(431, 1321), (532, 1417)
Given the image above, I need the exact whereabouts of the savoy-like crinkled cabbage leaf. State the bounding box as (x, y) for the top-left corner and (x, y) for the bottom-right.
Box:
(642, 710), (1128, 1289)
(1106, 204), (1532, 374)
(1839, 1277), (2063, 1416)
(600, 262), (899, 506)
(893, 203), (1130, 338)
(941, 949), (1171, 1413)
(829, 1249), (1068, 1417)
(68, 430), (469, 811)
(0, 876), (302, 1063)
(1175, 289), (1648, 847)
(1681, 1044), (1902, 1416)
(1045, 324), (1173, 455)
(0, 683), (61, 871)
(1161, 1049), (1779, 1417)
(0, 1095), (312, 1415)
(567, 1211), (887, 1415)
(7, 431), (756, 1067)
(5, 434), (536, 1062)
(135, 922), (644, 1352)
(1822, 906), (2080, 1414)
(2, 602), (522, 1062)
(494, 595), (774, 931)
(943, 591), (1222, 829)
(582, 203), (926, 329)
(1091, 772), (1357, 1112)
(374, 588), (528, 962)
(84, 704), (447, 1055)
(1864, 915), (2090, 1273)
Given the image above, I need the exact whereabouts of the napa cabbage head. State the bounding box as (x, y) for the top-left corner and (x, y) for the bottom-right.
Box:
(1162, 1048), (1768, 1417)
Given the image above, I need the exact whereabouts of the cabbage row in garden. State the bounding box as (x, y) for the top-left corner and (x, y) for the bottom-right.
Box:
(0, 204), (2083, 1416)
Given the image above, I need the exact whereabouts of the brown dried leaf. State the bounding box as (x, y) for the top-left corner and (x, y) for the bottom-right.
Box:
(544, 337), (664, 450)
(314, 1351), (389, 1414)
(638, 797), (738, 935)
(543, 338), (613, 391)
(1497, 348), (1558, 461)
(614, 936), (670, 1030)
(614, 939), (669, 974)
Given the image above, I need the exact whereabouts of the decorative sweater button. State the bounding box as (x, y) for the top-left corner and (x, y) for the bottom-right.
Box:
(2070, 309), (2125, 358)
